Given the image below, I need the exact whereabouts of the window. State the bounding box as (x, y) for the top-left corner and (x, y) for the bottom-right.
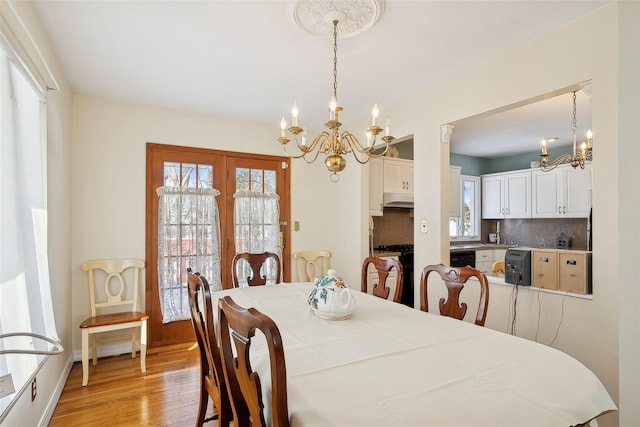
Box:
(449, 175), (481, 240)
(0, 40), (59, 420)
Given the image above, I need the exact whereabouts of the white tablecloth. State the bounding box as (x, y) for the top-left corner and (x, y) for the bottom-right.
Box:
(211, 283), (616, 427)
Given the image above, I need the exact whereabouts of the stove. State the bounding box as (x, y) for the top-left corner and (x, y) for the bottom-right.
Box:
(374, 244), (414, 307)
(376, 244), (414, 254)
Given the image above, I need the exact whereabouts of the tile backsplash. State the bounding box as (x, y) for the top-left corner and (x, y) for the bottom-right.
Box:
(483, 218), (589, 250)
(372, 209), (589, 251)
(371, 209), (414, 247)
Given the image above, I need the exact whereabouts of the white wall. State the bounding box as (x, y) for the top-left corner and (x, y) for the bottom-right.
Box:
(71, 95), (367, 353)
(1, 2), (74, 426)
(617, 1), (640, 425)
(384, 4), (628, 426)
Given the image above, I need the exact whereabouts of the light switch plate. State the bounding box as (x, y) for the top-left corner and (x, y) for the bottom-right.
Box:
(420, 219), (428, 234)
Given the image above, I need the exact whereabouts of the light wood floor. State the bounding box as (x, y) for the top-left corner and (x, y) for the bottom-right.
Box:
(49, 342), (216, 427)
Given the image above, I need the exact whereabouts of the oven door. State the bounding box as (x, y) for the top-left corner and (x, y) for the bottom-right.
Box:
(450, 250), (475, 268)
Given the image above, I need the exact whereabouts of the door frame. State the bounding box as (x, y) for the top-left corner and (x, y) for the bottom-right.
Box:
(145, 143), (290, 347)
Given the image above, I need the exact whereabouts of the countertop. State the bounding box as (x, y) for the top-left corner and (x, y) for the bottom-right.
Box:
(449, 243), (590, 252)
(449, 243), (514, 252)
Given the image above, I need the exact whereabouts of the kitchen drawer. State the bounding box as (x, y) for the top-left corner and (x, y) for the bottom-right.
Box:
(558, 252), (591, 294)
(475, 261), (493, 276)
(476, 249), (493, 263)
(532, 250), (558, 290)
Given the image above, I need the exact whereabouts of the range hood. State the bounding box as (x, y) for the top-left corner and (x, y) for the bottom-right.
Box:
(383, 192), (413, 208)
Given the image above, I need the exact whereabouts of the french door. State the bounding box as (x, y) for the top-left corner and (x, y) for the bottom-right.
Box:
(146, 143), (290, 347)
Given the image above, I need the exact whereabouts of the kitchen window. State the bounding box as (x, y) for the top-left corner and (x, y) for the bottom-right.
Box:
(450, 175), (480, 240)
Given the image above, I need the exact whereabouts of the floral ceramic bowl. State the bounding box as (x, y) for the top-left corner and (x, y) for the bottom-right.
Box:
(308, 269), (355, 320)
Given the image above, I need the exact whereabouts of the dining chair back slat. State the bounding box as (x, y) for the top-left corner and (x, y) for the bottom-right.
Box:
(361, 256), (404, 303)
(420, 263), (489, 327)
(187, 268), (232, 426)
(231, 252), (281, 287)
(218, 296), (289, 427)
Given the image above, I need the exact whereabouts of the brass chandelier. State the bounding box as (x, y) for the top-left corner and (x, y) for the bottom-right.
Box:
(540, 90), (593, 171)
(277, 17), (394, 182)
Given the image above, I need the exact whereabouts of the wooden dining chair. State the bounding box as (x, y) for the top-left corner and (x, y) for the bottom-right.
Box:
(187, 268), (232, 427)
(231, 252), (281, 287)
(419, 264), (489, 327)
(294, 250), (331, 281)
(492, 260), (505, 277)
(218, 296), (289, 427)
(361, 256), (404, 303)
(79, 259), (148, 386)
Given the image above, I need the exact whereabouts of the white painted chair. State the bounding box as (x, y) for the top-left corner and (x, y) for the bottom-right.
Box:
(294, 250), (331, 282)
(79, 259), (148, 386)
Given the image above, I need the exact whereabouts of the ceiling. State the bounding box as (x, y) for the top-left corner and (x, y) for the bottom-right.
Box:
(31, 0), (608, 157)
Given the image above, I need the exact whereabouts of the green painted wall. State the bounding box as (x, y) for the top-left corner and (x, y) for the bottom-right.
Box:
(451, 144), (574, 175)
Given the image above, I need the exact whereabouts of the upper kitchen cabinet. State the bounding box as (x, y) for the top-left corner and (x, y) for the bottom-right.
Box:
(369, 158), (384, 216)
(532, 163), (592, 218)
(482, 170), (531, 219)
(383, 158), (414, 195)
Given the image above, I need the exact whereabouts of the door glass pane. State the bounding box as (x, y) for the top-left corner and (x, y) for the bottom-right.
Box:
(198, 165), (213, 189)
(264, 170), (276, 194)
(182, 163), (197, 188)
(164, 162), (180, 186)
(235, 168), (250, 192)
(251, 169), (263, 192)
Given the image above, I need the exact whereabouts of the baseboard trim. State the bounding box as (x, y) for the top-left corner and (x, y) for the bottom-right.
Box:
(39, 354), (73, 427)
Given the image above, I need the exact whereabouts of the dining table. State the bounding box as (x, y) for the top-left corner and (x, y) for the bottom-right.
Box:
(210, 282), (616, 427)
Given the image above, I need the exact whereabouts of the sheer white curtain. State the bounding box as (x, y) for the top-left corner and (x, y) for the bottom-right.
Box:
(0, 40), (60, 419)
(233, 191), (281, 286)
(157, 187), (221, 323)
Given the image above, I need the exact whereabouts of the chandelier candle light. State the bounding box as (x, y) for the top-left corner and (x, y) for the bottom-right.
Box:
(540, 90), (593, 171)
(277, 15), (394, 182)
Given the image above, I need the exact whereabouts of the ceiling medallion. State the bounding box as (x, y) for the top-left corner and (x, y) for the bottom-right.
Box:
(293, 0), (384, 39)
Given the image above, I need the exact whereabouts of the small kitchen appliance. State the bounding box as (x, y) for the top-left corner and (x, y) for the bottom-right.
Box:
(505, 249), (531, 286)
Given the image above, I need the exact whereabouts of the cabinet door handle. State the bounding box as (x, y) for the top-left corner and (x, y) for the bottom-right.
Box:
(558, 206), (562, 214)
(563, 206), (566, 214)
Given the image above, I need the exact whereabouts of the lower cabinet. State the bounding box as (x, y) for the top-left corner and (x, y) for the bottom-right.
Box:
(558, 252), (592, 294)
(476, 249), (507, 277)
(532, 250), (559, 289)
(531, 249), (591, 294)
(475, 249), (493, 276)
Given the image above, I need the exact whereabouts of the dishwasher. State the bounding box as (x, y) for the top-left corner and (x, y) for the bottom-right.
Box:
(450, 250), (476, 268)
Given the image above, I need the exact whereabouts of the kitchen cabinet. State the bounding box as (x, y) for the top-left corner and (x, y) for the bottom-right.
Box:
(530, 249), (591, 294)
(532, 249), (559, 289)
(482, 170), (531, 219)
(531, 163), (592, 218)
(476, 248), (507, 276)
(558, 251), (591, 294)
(449, 166), (461, 217)
(369, 158), (384, 216)
(383, 158), (414, 195)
